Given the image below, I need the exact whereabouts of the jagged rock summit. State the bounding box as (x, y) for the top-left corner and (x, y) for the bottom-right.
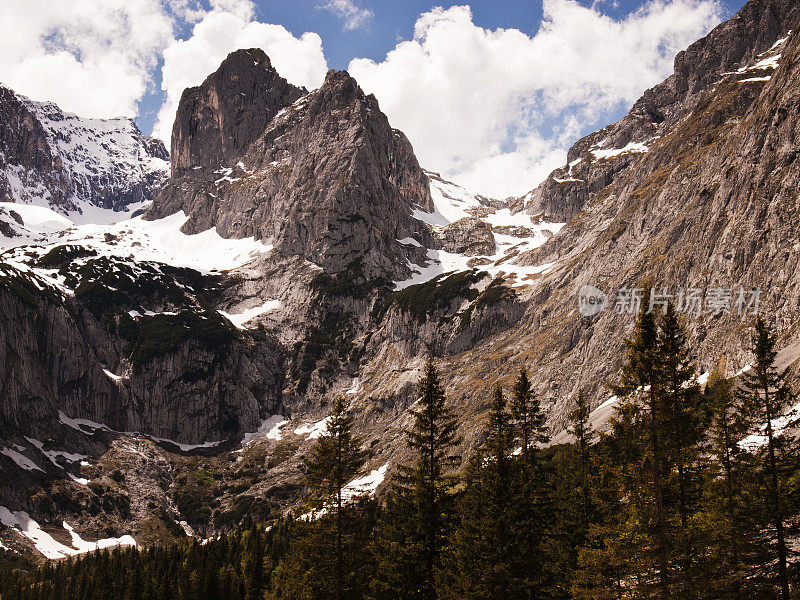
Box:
(148, 49), (433, 281)
(170, 49), (304, 176)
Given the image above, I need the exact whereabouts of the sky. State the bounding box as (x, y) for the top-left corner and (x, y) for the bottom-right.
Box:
(0, 0), (747, 198)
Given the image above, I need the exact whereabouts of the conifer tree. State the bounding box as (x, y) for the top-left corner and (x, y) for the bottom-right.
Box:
(372, 357), (460, 600)
(511, 366), (547, 460)
(656, 304), (705, 593)
(698, 358), (750, 598)
(568, 390), (594, 532)
(442, 386), (515, 600)
(737, 317), (794, 600)
(607, 297), (673, 598)
(302, 395), (368, 600)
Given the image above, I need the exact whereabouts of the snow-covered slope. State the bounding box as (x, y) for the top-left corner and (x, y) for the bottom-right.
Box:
(397, 172), (564, 290)
(0, 85), (169, 230)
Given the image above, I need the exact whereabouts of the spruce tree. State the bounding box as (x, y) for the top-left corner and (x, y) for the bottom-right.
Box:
(373, 357), (460, 600)
(606, 297), (673, 598)
(511, 366), (547, 460)
(568, 390), (594, 532)
(737, 317), (794, 600)
(698, 358), (750, 598)
(442, 386), (515, 600)
(656, 304), (705, 594)
(302, 395), (368, 600)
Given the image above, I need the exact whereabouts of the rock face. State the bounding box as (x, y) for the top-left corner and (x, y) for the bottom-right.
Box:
(149, 53), (433, 281)
(0, 260), (284, 445)
(170, 49), (304, 176)
(519, 0), (800, 221)
(0, 85), (169, 214)
(485, 0), (800, 427)
(434, 218), (496, 256)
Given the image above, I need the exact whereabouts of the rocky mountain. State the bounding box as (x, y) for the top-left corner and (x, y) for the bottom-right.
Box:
(149, 48), (433, 281)
(518, 0), (800, 221)
(492, 0), (800, 427)
(3, 0), (800, 566)
(0, 85), (169, 226)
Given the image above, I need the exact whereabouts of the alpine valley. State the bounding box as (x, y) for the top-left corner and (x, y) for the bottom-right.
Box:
(2, 0), (800, 589)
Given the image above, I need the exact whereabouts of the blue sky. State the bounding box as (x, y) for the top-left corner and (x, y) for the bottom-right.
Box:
(0, 0), (749, 196)
(136, 0), (746, 135)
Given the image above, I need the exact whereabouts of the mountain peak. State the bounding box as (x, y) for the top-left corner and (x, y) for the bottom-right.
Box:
(0, 84), (169, 215)
(170, 48), (304, 176)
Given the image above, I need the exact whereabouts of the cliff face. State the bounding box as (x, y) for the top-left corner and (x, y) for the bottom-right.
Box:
(149, 52), (433, 281)
(0, 87), (71, 209)
(170, 49), (304, 176)
(519, 0), (800, 222)
(0, 258), (285, 446)
(0, 87), (169, 215)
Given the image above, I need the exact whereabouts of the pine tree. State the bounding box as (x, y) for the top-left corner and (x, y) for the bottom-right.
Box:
(372, 357), (460, 600)
(442, 386), (515, 600)
(736, 317), (794, 600)
(604, 298), (674, 598)
(697, 358), (750, 598)
(568, 390), (594, 533)
(301, 395), (368, 600)
(656, 304), (705, 594)
(511, 366), (547, 460)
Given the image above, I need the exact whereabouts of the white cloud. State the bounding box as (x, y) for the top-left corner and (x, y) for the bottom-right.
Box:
(0, 0), (724, 198)
(0, 0), (327, 144)
(349, 0), (723, 198)
(321, 0), (374, 31)
(152, 2), (328, 141)
(0, 0), (174, 119)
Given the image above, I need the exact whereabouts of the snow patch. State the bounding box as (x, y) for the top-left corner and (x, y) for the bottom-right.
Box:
(58, 411), (110, 435)
(342, 464), (389, 501)
(63, 522), (136, 553)
(393, 248), (556, 291)
(218, 299), (281, 329)
(397, 237), (422, 248)
(103, 368), (123, 382)
(294, 417), (331, 440)
(2, 211), (274, 274)
(590, 142), (649, 161)
(0, 507), (136, 559)
(0, 448), (43, 472)
(242, 414), (287, 445)
(739, 400), (800, 450)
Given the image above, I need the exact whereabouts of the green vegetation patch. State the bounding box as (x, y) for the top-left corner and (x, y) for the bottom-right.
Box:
(458, 278), (518, 329)
(291, 311), (356, 395)
(310, 259), (390, 300)
(36, 245), (97, 269)
(375, 269), (488, 323)
(0, 263), (63, 309)
(122, 309), (239, 371)
(72, 256), (220, 320)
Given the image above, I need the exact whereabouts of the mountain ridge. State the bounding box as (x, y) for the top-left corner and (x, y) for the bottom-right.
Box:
(0, 86), (169, 222)
(2, 0), (800, 564)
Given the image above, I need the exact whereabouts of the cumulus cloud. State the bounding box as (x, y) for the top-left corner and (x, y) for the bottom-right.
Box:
(0, 0), (327, 143)
(0, 0), (174, 118)
(321, 0), (374, 31)
(152, 2), (328, 141)
(349, 0), (723, 198)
